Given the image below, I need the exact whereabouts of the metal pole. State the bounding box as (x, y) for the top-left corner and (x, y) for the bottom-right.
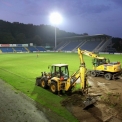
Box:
(55, 26), (56, 50)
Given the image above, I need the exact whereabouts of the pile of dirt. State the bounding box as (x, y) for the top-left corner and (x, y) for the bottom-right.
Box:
(61, 91), (102, 122)
(61, 90), (122, 122)
(61, 93), (85, 107)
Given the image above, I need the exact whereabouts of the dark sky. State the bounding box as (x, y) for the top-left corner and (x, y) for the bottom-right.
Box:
(1, 0), (122, 38)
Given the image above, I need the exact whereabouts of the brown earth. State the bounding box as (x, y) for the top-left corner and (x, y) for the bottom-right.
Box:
(61, 76), (122, 122)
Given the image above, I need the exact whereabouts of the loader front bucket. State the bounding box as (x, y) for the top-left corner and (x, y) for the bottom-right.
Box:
(83, 97), (96, 109)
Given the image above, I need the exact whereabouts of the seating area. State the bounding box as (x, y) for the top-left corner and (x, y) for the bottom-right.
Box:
(35, 46), (46, 51)
(13, 47), (27, 52)
(0, 47), (13, 52)
(0, 35), (113, 53)
(56, 41), (65, 50)
(56, 39), (104, 52)
(55, 35), (114, 52)
(61, 41), (81, 51)
(27, 46), (38, 52)
(27, 46), (46, 52)
(80, 40), (102, 51)
(0, 46), (46, 53)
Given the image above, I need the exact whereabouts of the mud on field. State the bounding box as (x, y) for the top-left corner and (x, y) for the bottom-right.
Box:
(61, 76), (122, 122)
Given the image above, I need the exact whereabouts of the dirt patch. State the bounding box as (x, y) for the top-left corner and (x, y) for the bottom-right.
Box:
(61, 76), (122, 122)
(61, 93), (100, 122)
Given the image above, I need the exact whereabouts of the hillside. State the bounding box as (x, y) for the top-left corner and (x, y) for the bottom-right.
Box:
(0, 20), (83, 46)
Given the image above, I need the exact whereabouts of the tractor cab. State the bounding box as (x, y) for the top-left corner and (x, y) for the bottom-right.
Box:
(50, 64), (69, 80)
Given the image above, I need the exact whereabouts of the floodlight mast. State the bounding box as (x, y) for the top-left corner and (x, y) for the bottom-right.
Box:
(49, 12), (62, 50)
(55, 26), (56, 50)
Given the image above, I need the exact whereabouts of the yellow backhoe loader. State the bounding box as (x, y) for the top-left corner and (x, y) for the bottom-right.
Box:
(36, 48), (96, 108)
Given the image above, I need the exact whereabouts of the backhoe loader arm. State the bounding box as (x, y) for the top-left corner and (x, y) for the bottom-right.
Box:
(67, 48), (88, 92)
(78, 48), (88, 89)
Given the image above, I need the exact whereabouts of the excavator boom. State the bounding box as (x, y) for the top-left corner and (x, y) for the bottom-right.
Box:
(78, 48), (105, 59)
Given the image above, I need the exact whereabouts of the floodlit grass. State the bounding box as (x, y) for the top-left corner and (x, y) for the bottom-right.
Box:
(0, 52), (122, 122)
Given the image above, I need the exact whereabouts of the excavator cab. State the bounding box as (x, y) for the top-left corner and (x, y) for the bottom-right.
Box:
(92, 58), (107, 66)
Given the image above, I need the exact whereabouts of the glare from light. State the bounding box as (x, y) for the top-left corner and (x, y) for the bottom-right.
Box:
(49, 12), (62, 25)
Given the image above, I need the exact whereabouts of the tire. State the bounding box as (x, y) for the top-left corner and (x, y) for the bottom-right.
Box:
(104, 73), (112, 80)
(86, 70), (91, 76)
(50, 82), (57, 94)
(40, 78), (48, 88)
(91, 71), (97, 77)
(36, 78), (41, 86)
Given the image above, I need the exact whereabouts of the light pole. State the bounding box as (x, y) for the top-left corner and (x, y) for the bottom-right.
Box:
(49, 12), (62, 50)
(55, 26), (56, 49)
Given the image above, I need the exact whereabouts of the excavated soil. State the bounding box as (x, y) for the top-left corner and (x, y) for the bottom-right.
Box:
(61, 76), (122, 122)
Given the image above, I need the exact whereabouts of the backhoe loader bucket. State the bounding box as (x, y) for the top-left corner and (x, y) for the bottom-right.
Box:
(82, 97), (96, 109)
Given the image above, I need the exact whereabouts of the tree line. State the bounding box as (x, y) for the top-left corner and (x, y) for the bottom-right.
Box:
(0, 19), (121, 52)
(112, 37), (122, 52)
(0, 20), (85, 46)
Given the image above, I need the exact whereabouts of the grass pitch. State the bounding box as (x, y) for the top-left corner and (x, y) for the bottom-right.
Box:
(0, 52), (122, 122)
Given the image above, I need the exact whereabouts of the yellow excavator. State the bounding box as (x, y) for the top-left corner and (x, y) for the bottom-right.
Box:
(79, 48), (122, 80)
(36, 48), (96, 108)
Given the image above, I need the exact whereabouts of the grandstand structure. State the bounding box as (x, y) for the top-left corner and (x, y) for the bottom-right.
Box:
(0, 34), (116, 53)
(56, 34), (115, 53)
(0, 44), (46, 53)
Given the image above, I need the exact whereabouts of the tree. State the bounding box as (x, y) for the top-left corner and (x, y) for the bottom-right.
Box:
(0, 32), (15, 44)
(15, 33), (26, 43)
(32, 35), (42, 45)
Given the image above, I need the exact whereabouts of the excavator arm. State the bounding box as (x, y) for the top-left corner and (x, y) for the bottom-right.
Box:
(78, 48), (105, 59)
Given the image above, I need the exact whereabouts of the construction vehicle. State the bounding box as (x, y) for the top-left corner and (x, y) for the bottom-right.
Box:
(36, 48), (96, 108)
(79, 48), (122, 80)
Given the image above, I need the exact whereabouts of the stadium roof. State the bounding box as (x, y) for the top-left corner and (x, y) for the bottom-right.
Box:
(57, 34), (111, 41)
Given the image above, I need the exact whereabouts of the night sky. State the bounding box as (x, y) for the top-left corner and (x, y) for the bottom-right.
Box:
(1, 0), (122, 38)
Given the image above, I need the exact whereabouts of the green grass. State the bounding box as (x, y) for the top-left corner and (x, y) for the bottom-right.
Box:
(0, 52), (122, 122)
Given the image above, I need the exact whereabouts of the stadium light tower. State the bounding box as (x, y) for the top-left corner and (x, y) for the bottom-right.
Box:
(49, 12), (62, 50)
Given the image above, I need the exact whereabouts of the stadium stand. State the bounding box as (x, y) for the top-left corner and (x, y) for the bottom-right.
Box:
(0, 47), (13, 53)
(13, 47), (27, 52)
(57, 34), (112, 52)
(80, 40), (102, 51)
(0, 34), (117, 53)
(35, 46), (46, 51)
(0, 46), (46, 53)
(55, 41), (66, 50)
(56, 41), (70, 51)
(61, 41), (81, 51)
(27, 46), (38, 52)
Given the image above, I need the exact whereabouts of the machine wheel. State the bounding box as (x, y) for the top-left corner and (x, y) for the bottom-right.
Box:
(40, 78), (48, 88)
(91, 71), (97, 77)
(36, 78), (41, 86)
(50, 82), (57, 94)
(104, 73), (112, 80)
(86, 70), (91, 76)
